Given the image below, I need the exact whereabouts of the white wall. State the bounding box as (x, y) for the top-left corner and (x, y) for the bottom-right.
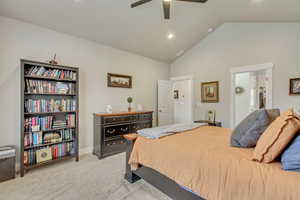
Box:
(0, 16), (169, 158)
(171, 23), (300, 128)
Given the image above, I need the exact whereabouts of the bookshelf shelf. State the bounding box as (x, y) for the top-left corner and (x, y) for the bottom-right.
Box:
(24, 154), (75, 170)
(21, 59), (79, 177)
(25, 93), (76, 96)
(24, 75), (77, 82)
(24, 111), (76, 116)
(24, 139), (74, 150)
(24, 127), (76, 134)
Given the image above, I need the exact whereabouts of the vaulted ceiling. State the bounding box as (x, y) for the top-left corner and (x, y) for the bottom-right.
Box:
(1, 0), (300, 63)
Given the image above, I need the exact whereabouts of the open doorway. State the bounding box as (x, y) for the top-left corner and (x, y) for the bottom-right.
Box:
(230, 63), (273, 128)
(157, 76), (193, 126)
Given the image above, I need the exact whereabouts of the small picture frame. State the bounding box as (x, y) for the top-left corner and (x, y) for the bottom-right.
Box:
(107, 73), (132, 88)
(207, 110), (216, 122)
(201, 81), (219, 103)
(174, 90), (179, 99)
(290, 78), (300, 95)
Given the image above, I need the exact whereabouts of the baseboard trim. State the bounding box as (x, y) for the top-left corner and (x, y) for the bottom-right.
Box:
(79, 146), (93, 156)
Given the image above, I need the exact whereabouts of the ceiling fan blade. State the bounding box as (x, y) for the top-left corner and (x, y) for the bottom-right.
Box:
(176, 0), (208, 3)
(163, 1), (171, 20)
(131, 0), (152, 8)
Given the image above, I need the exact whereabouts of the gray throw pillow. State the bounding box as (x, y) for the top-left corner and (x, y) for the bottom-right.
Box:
(266, 109), (281, 122)
(231, 109), (275, 148)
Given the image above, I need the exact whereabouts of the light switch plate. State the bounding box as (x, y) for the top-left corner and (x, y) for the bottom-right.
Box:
(196, 102), (203, 108)
(294, 105), (300, 115)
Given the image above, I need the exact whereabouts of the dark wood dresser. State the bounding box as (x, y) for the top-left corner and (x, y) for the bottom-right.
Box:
(93, 111), (153, 159)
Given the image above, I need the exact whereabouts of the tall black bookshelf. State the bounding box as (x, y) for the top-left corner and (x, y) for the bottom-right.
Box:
(20, 59), (79, 177)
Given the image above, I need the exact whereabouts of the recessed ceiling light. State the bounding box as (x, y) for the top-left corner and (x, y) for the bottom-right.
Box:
(167, 33), (175, 40)
(164, 0), (172, 2)
(250, 0), (264, 5)
(208, 28), (214, 33)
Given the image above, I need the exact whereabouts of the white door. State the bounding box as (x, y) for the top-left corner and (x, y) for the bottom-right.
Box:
(172, 79), (193, 124)
(157, 80), (172, 126)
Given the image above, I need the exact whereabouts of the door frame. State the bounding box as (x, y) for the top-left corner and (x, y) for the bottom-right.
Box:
(170, 75), (194, 124)
(230, 63), (274, 128)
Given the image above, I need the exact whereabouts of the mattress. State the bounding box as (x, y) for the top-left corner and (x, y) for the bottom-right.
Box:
(129, 126), (300, 200)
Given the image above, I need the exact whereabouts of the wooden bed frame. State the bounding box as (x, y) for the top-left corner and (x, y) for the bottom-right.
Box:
(123, 134), (204, 200)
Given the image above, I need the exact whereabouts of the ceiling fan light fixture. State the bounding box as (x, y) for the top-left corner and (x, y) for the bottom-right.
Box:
(131, 0), (208, 19)
(167, 33), (175, 39)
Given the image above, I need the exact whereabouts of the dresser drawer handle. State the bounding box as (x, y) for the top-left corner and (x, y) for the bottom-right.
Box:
(107, 129), (116, 134)
(121, 127), (128, 132)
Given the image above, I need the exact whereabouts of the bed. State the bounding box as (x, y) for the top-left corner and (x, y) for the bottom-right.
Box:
(124, 126), (300, 200)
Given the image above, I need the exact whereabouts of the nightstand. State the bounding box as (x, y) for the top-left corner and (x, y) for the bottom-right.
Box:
(194, 120), (222, 127)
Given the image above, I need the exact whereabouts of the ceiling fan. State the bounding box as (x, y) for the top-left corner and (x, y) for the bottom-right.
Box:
(130, 0), (208, 20)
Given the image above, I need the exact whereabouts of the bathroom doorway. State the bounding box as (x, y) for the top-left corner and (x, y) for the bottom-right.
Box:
(230, 63), (273, 128)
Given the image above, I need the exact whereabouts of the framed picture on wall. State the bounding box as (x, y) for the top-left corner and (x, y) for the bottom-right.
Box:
(173, 90), (179, 99)
(201, 81), (219, 103)
(290, 78), (300, 95)
(107, 73), (132, 88)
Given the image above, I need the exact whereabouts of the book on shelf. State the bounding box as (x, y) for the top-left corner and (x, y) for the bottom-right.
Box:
(25, 98), (76, 113)
(52, 120), (67, 129)
(24, 129), (74, 147)
(25, 66), (77, 80)
(25, 115), (76, 132)
(43, 129), (74, 143)
(24, 142), (74, 166)
(24, 131), (43, 147)
(36, 148), (52, 163)
(66, 114), (76, 127)
(25, 80), (76, 95)
(25, 116), (54, 132)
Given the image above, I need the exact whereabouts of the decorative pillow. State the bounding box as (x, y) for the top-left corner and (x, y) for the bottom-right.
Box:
(281, 133), (300, 172)
(231, 109), (270, 148)
(266, 109), (281, 122)
(252, 109), (300, 163)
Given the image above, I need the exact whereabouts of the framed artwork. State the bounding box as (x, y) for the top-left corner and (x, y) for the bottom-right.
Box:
(290, 78), (300, 95)
(173, 90), (179, 99)
(201, 81), (219, 103)
(107, 73), (132, 88)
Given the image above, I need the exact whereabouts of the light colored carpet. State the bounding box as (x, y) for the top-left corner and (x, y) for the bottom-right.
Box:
(0, 153), (171, 200)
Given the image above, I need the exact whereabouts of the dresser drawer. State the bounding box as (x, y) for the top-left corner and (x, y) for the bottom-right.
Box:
(139, 122), (151, 129)
(103, 116), (133, 124)
(139, 113), (152, 121)
(104, 139), (126, 146)
(134, 122), (152, 131)
(103, 140), (126, 155)
(104, 124), (130, 138)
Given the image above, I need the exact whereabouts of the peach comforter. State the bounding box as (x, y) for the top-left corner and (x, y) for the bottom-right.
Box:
(129, 126), (300, 200)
